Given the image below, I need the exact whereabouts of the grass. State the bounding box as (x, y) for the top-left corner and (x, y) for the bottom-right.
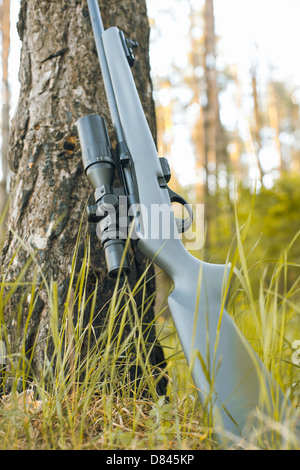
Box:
(0, 227), (210, 451)
(0, 209), (299, 450)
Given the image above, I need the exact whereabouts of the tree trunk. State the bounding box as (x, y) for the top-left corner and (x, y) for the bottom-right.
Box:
(0, 0), (10, 240)
(268, 82), (284, 174)
(251, 66), (265, 185)
(188, 6), (205, 203)
(203, 0), (218, 251)
(203, 0), (217, 181)
(1, 0), (167, 396)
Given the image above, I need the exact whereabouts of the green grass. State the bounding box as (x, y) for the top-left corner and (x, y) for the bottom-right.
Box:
(0, 209), (299, 450)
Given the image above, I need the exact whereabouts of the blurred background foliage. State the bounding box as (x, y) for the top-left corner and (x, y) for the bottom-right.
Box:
(147, 0), (300, 296)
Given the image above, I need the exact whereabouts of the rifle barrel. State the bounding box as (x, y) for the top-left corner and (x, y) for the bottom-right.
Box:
(87, 0), (124, 144)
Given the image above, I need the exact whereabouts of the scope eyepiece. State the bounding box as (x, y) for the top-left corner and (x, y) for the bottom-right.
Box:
(77, 113), (131, 278)
(104, 239), (130, 278)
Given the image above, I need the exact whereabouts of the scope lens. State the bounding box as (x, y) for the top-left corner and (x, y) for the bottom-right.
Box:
(77, 114), (115, 192)
(77, 114), (113, 170)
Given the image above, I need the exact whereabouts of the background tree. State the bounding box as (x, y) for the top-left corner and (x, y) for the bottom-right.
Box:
(250, 63), (265, 185)
(1, 0), (167, 395)
(0, 0), (10, 240)
(202, 0), (228, 250)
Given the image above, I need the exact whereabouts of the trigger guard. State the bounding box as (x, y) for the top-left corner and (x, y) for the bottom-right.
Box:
(167, 187), (193, 233)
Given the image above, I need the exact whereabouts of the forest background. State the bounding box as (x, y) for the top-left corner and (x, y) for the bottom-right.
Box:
(147, 0), (300, 278)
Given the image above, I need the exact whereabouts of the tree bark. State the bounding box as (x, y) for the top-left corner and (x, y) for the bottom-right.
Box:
(203, 0), (218, 251)
(0, 0), (10, 240)
(1, 0), (167, 396)
(203, 0), (218, 180)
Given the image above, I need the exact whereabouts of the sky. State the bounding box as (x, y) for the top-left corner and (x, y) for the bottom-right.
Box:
(6, 0), (300, 186)
(147, 0), (300, 86)
(214, 0), (300, 85)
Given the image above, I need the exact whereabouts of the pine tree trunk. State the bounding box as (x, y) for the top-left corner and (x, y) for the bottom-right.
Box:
(1, 0), (167, 395)
(203, 0), (228, 254)
(204, 0), (218, 179)
(0, 0), (10, 240)
(251, 67), (264, 185)
(203, 0), (218, 251)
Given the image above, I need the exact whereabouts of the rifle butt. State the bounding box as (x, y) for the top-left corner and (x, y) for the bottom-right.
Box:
(167, 256), (288, 438)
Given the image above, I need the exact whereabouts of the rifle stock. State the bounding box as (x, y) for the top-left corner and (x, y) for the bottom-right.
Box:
(168, 258), (284, 435)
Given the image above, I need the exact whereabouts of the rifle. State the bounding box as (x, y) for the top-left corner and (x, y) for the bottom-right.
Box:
(77, 0), (289, 441)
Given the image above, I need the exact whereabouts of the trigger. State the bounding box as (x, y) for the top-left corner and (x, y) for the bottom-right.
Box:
(167, 187), (193, 233)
